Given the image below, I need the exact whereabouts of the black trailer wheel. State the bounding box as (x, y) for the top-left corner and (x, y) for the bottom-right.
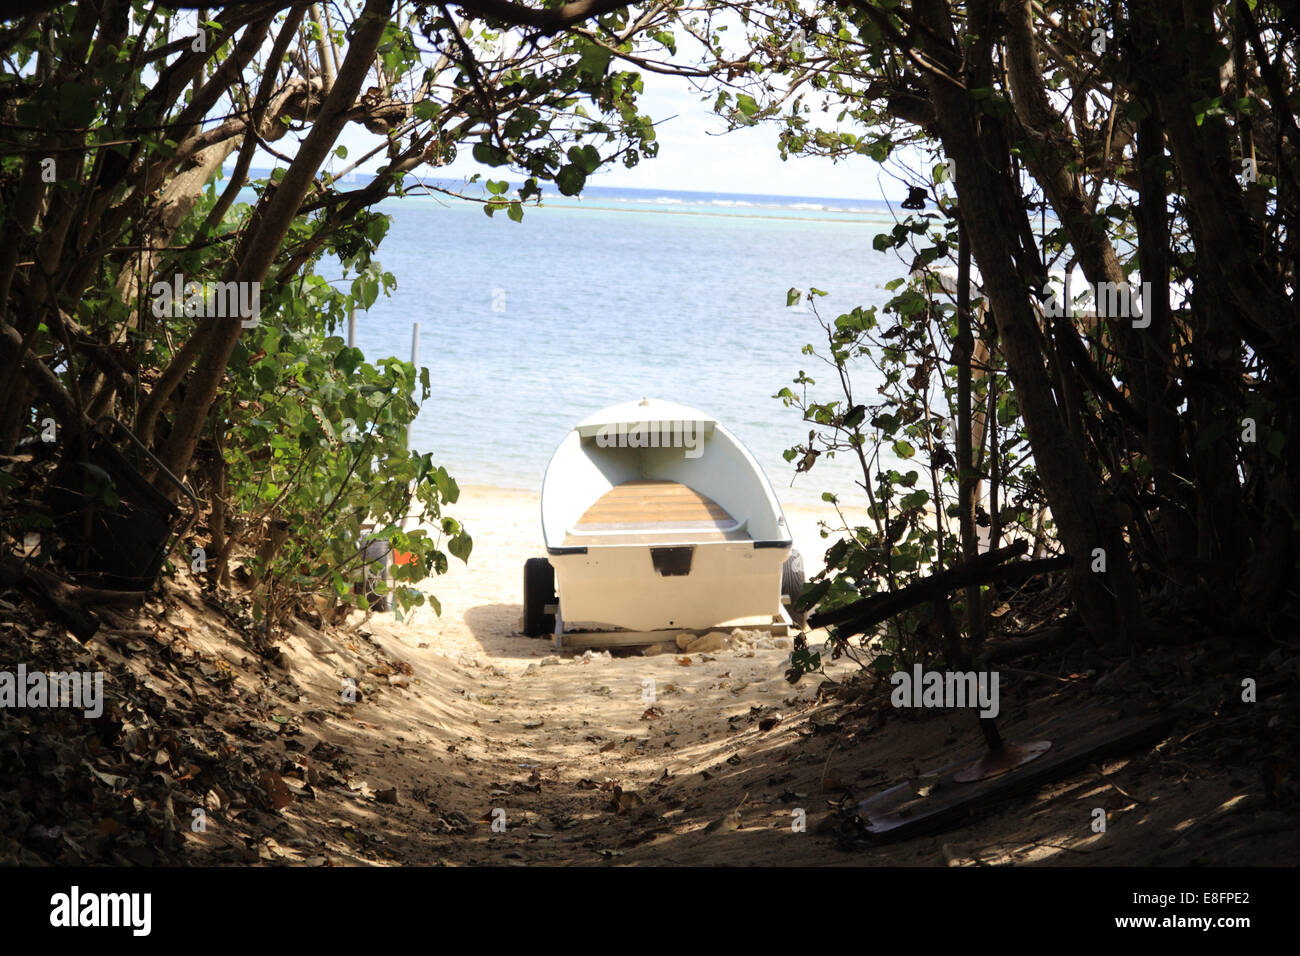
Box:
(781, 549), (807, 628)
(522, 557), (557, 637)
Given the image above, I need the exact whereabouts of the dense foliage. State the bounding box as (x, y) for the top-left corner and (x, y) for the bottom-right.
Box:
(0, 0), (672, 620)
(3, 0), (1297, 662)
(691, 0), (1300, 667)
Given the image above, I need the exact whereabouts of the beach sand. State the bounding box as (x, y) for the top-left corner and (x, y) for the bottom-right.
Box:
(256, 482), (880, 865)
(133, 483), (1271, 866)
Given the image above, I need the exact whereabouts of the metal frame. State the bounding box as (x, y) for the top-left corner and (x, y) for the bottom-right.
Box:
(553, 603), (794, 650)
(84, 417), (200, 587)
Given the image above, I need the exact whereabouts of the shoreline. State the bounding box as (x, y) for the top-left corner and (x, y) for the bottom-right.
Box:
(386, 192), (895, 226)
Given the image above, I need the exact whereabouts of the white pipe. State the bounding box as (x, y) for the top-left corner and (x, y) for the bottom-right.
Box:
(407, 322), (419, 450)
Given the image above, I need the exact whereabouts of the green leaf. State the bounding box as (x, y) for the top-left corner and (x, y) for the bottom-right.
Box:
(575, 39), (613, 78)
(413, 100), (441, 121)
(59, 81), (98, 128)
(567, 144), (601, 174)
(472, 143), (509, 166)
(556, 164), (585, 196)
(333, 346), (363, 376)
(448, 533), (472, 563)
(794, 578), (830, 612)
(900, 490), (930, 510)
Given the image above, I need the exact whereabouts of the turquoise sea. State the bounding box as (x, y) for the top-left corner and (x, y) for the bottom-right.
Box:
(333, 181), (909, 506)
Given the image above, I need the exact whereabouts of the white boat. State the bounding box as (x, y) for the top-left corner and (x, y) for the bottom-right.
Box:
(523, 398), (803, 648)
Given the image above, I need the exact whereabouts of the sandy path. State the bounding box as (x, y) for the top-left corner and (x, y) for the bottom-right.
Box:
(141, 481), (879, 867)
(215, 484), (1286, 867)
(325, 485), (865, 863)
(345, 481), (863, 858)
(58, 482), (1290, 868)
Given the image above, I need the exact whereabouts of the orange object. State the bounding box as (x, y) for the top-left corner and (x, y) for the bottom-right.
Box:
(393, 550), (415, 566)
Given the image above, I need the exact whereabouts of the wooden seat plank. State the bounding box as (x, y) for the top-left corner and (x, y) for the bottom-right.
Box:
(575, 479), (734, 528)
(565, 479), (750, 545)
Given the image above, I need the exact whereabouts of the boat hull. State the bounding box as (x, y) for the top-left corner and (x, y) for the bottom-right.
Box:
(548, 539), (790, 632)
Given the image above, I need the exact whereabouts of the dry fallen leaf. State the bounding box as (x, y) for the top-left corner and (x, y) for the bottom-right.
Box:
(704, 810), (742, 833)
(259, 771), (294, 810)
(610, 786), (643, 814)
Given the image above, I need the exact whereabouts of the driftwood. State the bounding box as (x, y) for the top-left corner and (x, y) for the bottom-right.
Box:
(978, 624), (1077, 665)
(808, 539), (1071, 637)
(0, 554), (149, 641)
(852, 708), (1179, 844)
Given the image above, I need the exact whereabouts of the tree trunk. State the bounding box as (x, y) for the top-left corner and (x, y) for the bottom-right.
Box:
(915, 0), (1146, 648)
(158, 0), (393, 485)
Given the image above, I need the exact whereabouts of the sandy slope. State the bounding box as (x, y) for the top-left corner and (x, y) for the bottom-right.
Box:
(327, 485), (867, 864)
(55, 482), (1280, 866)
(187, 484), (1291, 867)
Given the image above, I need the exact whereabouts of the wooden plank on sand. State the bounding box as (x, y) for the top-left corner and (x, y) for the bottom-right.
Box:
(854, 707), (1178, 844)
